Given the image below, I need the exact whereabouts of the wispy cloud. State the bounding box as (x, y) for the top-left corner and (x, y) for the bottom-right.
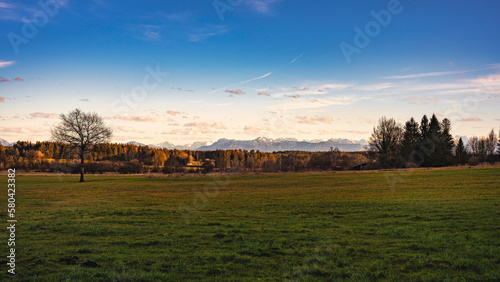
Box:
(115, 126), (146, 133)
(0, 2), (42, 22)
(459, 117), (483, 122)
(403, 96), (437, 105)
(240, 72), (272, 84)
(289, 53), (303, 64)
(80, 98), (89, 102)
(184, 122), (226, 130)
(163, 121), (226, 136)
(0, 126), (46, 134)
(320, 83), (352, 90)
(164, 11), (192, 22)
(0, 2), (14, 9)
(225, 89), (245, 95)
(243, 125), (268, 135)
(189, 25), (227, 42)
(291, 86), (308, 91)
(272, 83), (352, 98)
(30, 112), (56, 119)
(358, 117), (376, 124)
(270, 96), (356, 111)
(144, 30), (160, 40)
(167, 110), (181, 116)
(319, 129), (370, 135)
(0, 61), (14, 68)
(356, 83), (396, 91)
(258, 92), (270, 96)
(210, 72), (272, 94)
(296, 115), (335, 125)
(129, 24), (162, 41)
(113, 114), (173, 122)
(245, 0), (279, 15)
(383, 65), (500, 79)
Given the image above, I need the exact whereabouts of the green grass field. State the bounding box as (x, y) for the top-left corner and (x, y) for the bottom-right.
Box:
(1, 167), (499, 281)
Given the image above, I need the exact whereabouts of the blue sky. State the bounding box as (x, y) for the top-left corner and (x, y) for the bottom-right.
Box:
(1, 0), (499, 145)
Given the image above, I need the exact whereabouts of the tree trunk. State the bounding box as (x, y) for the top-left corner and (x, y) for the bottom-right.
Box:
(80, 152), (85, 182)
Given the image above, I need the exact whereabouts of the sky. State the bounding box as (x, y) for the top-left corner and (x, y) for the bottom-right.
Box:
(1, 0), (499, 145)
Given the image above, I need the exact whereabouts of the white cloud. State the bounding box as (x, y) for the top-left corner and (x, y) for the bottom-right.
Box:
(270, 96), (358, 111)
(30, 112), (57, 119)
(115, 126), (146, 133)
(184, 122), (226, 130)
(246, 0), (279, 15)
(167, 110), (181, 116)
(356, 83), (396, 91)
(383, 65), (500, 79)
(113, 114), (173, 122)
(189, 25), (227, 42)
(320, 83), (352, 90)
(0, 61), (14, 68)
(0, 2), (14, 8)
(459, 118), (483, 122)
(296, 115), (335, 125)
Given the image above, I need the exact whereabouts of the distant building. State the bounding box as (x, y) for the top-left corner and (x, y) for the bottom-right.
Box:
(351, 163), (367, 171)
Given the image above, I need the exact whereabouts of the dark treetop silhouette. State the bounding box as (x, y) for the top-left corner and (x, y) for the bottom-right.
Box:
(51, 108), (113, 182)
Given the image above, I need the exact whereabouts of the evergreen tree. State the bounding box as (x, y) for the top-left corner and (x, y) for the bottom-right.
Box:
(420, 115), (429, 139)
(423, 114), (442, 166)
(439, 118), (454, 166)
(418, 114), (436, 166)
(400, 117), (421, 166)
(455, 138), (468, 165)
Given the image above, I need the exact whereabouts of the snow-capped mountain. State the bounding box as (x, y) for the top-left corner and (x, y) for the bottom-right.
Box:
(0, 138), (12, 146)
(150, 141), (209, 150)
(126, 138), (367, 152)
(196, 137), (367, 152)
(127, 141), (147, 147)
(150, 141), (176, 149)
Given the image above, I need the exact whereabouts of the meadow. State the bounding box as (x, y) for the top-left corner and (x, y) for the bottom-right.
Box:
(0, 167), (499, 281)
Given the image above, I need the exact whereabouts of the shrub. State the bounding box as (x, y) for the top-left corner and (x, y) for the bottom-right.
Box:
(118, 160), (144, 174)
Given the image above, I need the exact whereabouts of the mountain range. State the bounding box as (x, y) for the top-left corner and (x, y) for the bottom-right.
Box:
(1, 136), (473, 153)
(0, 138), (13, 146)
(128, 137), (368, 152)
(125, 136), (473, 152)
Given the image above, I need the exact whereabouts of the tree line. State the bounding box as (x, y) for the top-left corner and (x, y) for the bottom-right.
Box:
(2, 109), (498, 178)
(0, 141), (368, 174)
(368, 114), (500, 168)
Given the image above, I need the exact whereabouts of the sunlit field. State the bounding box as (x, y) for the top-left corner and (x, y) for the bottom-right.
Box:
(1, 167), (499, 280)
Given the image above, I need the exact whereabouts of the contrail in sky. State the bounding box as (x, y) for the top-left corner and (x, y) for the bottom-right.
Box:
(209, 53), (304, 94)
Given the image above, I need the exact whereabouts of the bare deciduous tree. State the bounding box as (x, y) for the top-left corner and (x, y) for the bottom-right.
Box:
(486, 129), (498, 154)
(51, 109), (113, 182)
(369, 117), (403, 168)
